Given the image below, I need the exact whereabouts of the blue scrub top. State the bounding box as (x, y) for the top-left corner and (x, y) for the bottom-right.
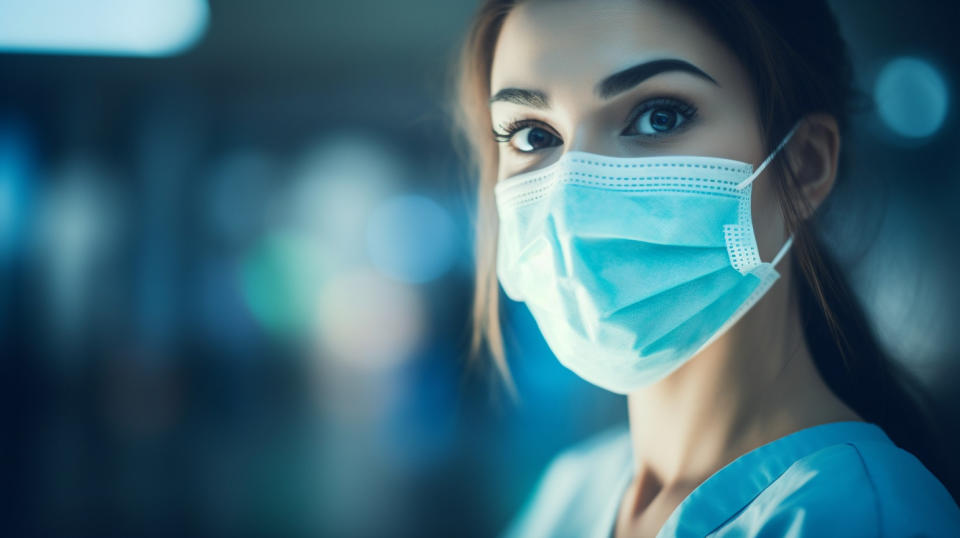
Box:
(501, 421), (960, 537)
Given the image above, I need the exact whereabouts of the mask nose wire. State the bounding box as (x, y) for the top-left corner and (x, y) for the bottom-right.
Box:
(735, 121), (802, 190)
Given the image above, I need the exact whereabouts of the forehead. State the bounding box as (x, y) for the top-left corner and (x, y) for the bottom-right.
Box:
(490, 0), (738, 95)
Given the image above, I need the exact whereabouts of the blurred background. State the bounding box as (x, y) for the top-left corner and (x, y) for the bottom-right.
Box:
(1, 1), (958, 536)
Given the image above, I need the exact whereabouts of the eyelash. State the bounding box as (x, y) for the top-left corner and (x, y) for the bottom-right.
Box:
(491, 95), (699, 152)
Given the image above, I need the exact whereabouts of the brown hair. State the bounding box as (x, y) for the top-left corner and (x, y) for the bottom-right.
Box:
(448, 0), (956, 499)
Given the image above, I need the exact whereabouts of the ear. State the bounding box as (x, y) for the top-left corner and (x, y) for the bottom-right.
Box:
(784, 113), (841, 218)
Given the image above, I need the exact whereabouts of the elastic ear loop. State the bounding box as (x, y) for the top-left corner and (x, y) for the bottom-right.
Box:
(736, 121), (801, 267)
(736, 121), (802, 190)
(771, 236), (794, 267)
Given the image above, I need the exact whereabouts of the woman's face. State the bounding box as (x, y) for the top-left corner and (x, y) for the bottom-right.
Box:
(489, 0), (788, 260)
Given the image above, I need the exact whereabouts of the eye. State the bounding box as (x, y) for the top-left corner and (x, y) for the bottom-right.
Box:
(511, 126), (559, 152)
(623, 97), (697, 137)
(493, 120), (562, 154)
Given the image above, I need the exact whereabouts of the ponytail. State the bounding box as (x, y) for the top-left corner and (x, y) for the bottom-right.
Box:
(793, 226), (957, 501)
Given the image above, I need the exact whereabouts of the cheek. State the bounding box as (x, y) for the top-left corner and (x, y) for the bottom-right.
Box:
(749, 171), (789, 262)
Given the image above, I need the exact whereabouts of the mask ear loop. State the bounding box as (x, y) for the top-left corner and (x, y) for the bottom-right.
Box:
(736, 121), (802, 190)
(735, 121), (802, 266)
(771, 236), (794, 267)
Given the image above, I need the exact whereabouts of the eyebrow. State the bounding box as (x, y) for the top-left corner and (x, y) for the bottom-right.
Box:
(488, 87), (549, 109)
(489, 58), (718, 108)
(596, 58), (719, 99)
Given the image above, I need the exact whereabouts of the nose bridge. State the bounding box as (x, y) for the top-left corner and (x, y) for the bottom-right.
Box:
(565, 120), (608, 155)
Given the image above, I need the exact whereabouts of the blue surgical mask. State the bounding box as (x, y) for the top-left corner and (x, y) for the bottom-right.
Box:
(495, 124), (799, 394)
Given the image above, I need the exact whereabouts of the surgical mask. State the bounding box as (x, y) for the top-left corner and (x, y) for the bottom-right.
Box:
(495, 124), (799, 394)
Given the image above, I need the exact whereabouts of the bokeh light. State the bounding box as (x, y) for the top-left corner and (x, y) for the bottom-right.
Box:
(366, 194), (457, 284)
(0, 117), (34, 260)
(313, 267), (426, 371)
(240, 231), (331, 337)
(848, 204), (953, 383)
(0, 0), (209, 56)
(36, 156), (120, 350)
(284, 134), (404, 260)
(875, 57), (949, 139)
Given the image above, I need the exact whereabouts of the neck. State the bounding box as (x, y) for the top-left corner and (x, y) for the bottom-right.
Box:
(624, 264), (862, 492)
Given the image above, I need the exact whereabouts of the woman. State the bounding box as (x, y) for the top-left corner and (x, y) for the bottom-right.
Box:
(450, 0), (960, 536)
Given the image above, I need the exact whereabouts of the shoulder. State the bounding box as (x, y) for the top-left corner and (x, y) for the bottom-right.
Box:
(852, 439), (960, 536)
(734, 439), (960, 537)
(501, 424), (631, 538)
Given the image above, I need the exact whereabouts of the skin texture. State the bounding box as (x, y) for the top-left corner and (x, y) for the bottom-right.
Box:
(489, 0), (862, 536)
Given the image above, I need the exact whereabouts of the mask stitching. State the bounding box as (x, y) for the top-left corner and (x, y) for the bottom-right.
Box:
(495, 172), (740, 199)
(497, 160), (751, 192)
(497, 174), (741, 207)
(569, 158), (752, 172)
(504, 186), (740, 208)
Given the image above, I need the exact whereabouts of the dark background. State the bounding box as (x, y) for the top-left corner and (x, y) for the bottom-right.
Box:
(1, 1), (958, 536)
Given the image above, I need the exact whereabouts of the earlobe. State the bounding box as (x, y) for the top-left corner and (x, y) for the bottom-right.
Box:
(786, 113), (841, 217)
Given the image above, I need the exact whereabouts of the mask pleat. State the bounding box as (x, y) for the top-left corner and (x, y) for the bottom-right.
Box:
(638, 272), (761, 358)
